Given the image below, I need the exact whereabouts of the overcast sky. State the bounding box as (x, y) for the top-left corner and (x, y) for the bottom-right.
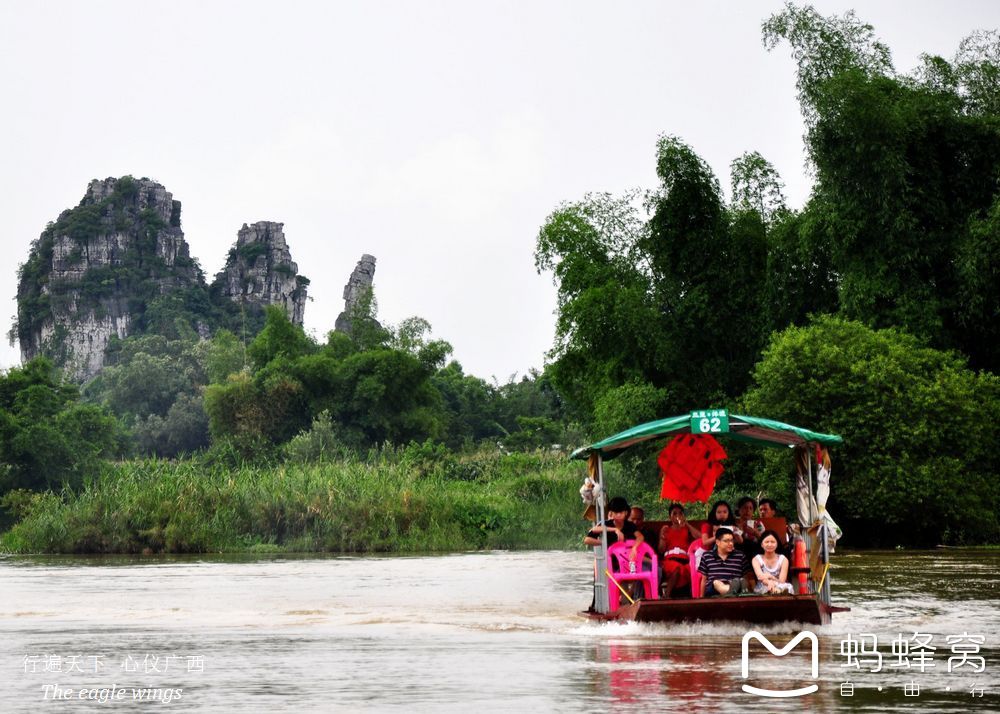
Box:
(1, 1), (995, 382)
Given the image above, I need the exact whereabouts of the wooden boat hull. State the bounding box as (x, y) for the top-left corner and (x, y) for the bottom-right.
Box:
(588, 594), (849, 625)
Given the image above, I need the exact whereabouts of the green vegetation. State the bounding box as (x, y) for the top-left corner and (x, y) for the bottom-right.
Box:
(1, 298), (579, 551)
(85, 333), (214, 458)
(535, 5), (1000, 545)
(234, 242), (268, 263)
(0, 449), (583, 554)
(4, 5), (999, 551)
(742, 317), (1000, 544)
(0, 359), (123, 530)
(764, 6), (1000, 373)
(199, 305), (569, 459)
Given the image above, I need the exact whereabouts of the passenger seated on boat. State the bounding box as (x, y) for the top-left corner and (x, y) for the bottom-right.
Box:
(752, 530), (794, 594)
(736, 497), (762, 557)
(697, 528), (753, 597)
(758, 499), (794, 557)
(585, 497), (645, 565)
(629, 506), (659, 547)
(758, 499), (778, 519)
(692, 500), (741, 589)
(657, 503), (701, 598)
(701, 500), (742, 550)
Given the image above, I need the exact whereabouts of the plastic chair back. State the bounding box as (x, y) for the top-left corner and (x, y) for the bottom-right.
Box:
(606, 540), (658, 611)
(688, 539), (705, 598)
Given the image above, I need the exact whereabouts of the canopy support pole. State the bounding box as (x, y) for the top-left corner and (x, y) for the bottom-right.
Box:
(807, 450), (815, 525)
(808, 444), (831, 605)
(593, 453), (610, 614)
(814, 447), (832, 606)
(820, 520), (831, 605)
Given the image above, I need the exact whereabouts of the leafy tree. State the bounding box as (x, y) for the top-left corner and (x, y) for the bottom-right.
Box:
(501, 416), (562, 451)
(0, 358), (121, 495)
(762, 3), (893, 125)
(431, 361), (503, 448)
(329, 349), (444, 446)
(537, 137), (770, 419)
(132, 393), (210, 457)
(730, 151), (787, 225)
(591, 381), (669, 438)
(205, 329), (246, 383)
(95, 352), (191, 418)
(248, 305), (315, 369)
(390, 316), (454, 371)
(915, 30), (1000, 117)
(955, 196), (1000, 359)
(205, 353), (312, 446)
(284, 410), (349, 463)
(765, 4), (1000, 371)
(536, 190), (665, 416)
(393, 316), (433, 354)
(84, 332), (214, 458)
(761, 200), (839, 335)
(742, 316), (1000, 545)
(203, 371), (268, 442)
(204, 304), (453, 451)
(494, 369), (565, 430)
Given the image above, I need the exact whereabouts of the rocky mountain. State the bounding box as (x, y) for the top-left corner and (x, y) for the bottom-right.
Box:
(13, 176), (311, 381)
(212, 222), (308, 326)
(334, 254), (377, 334)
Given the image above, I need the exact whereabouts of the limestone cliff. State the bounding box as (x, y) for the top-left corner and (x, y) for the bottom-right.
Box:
(211, 222), (308, 325)
(335, 254), (377, 334)
(14, 177), (311, 381)
(15, 177), (202, 380)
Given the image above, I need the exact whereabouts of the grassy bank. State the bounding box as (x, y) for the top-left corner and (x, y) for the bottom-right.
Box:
(0, 449), (591, 554)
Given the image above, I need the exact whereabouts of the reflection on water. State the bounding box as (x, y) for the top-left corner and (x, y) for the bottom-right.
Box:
(0, 550), (997, 712)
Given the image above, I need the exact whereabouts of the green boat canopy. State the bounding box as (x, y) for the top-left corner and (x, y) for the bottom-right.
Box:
(569, 411), (843, 461)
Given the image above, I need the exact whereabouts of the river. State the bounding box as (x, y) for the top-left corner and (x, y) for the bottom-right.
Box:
(1, 550), (997, 712)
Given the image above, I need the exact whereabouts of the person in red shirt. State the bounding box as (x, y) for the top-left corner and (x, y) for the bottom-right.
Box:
(657, 503), (701, 598)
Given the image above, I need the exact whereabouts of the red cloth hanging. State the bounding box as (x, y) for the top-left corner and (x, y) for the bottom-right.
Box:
(658, 433), (727, 502)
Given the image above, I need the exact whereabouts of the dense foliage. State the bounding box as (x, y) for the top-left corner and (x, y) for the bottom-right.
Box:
(84, 333), (218, 457)
(535, 5), (1000, 544)
(0, 359), (122, 507)
(4, 4), (998, 550)
(535, 142), (801, 419)
(765, 6), (1000, 372)
(203, 305), (568, 458)
(742, 317), (1000, 545)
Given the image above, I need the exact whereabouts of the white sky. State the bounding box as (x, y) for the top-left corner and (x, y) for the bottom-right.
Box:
(1, 1), (996, 382)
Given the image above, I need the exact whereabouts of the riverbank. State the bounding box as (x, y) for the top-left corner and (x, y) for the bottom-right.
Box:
(0, 449), (587, 554)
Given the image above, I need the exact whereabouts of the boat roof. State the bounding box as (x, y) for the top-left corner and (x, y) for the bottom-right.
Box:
(569, 411), (843, 461)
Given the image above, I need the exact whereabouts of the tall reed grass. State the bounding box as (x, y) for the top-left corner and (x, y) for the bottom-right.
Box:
(0, 448), (592, 554)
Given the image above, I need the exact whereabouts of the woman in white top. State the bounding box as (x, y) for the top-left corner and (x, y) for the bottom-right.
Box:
(752, 530), (793, 594)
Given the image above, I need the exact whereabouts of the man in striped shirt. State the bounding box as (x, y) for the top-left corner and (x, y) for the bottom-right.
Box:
(698, 527), (753, 597)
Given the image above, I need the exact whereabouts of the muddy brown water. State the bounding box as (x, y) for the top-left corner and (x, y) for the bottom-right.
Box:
(1, 550), (997, 712)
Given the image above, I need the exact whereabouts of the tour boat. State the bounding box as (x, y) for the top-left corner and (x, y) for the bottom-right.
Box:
(573, 410), (850, 625)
